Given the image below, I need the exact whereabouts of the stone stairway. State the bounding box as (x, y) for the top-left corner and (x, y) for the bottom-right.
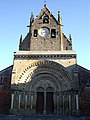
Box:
(0, 115), (90, 120)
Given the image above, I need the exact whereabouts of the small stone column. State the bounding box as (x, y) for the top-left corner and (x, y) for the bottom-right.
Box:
(64, 93), (68, 114)
(53, 92), (57, 114)
(76, 94), (79, 111)
(18, 94), (21, 110)
(71, 92), (76, 115)
(57, 95), (59, 114)
(29, 93), (31, 113)
(11, 93), (14, 109)
(31, 95), (33, 110)
(62, 94), (65, 115)
(43, 91), (46, 114)
(35, 92), (37, 114)
(63, 95), (64, 111)
(59, 95), (62, 114)
(26, 92), (30, 113)
(69, 94), (71, 114)
(25, 94), (27, 110)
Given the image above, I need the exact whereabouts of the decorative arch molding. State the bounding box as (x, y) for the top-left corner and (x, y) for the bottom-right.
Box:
(17, 60), (74, 91)
(35, 86), (55, 92)
(18, 60), (72, 81)
(37, 87), (45, 92)
(29, 72), (60, 92)
(46, 87), (54, 92)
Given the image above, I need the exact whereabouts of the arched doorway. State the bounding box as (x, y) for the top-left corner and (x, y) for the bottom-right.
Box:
(36, 92), (44, 114)
(46, 87), (54, 114)
(36, 87), (54, 114)
(36, 87), (44, 114)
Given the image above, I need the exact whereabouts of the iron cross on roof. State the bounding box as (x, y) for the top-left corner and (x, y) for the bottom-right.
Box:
(44, 0), (47, 6)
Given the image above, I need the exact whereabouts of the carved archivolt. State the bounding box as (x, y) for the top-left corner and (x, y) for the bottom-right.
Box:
(17, 60), (74, 91)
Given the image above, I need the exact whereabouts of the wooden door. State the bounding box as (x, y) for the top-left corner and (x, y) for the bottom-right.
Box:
(46, 92), (54, 114)
(36, 92), (44, 114)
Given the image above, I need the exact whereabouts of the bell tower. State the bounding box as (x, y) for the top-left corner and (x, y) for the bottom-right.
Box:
(19, 4), (72, 51)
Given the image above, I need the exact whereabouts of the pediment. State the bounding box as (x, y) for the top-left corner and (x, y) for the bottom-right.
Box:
(33, 5), (59, 25)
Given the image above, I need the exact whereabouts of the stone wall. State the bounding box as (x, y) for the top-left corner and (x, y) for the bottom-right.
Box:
(78, 65), (90, 115)
(0, 65), (13, 114)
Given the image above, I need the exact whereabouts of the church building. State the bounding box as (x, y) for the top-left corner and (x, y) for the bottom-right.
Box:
(0, 4), (90, 115)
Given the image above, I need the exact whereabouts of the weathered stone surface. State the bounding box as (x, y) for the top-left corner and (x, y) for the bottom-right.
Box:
(0, 5), (90, 115)
(0, 115), (90, 120)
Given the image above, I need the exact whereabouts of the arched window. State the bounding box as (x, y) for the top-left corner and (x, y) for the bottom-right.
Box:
(51, 29), (56, 38)
(43, 15), (49, 24)
(34, 29), (38, 37)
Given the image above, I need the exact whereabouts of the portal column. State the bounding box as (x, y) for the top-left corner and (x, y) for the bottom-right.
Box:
(59, 95), (62, 114)
(69, 94), (71, 114)
(75, 94), (79, 115)
(76, 94), (79, 111)
(64, 92), (68, 115)
(68, 94), (71, 112)
(34, 92), (37, 114)
(18, 94), (21, 110)
(31, 95), (33, 109)
(43, 91), (46, 114)
(31, 91), (34, 113)
(71, 91), (76, 115)
(53, 92), (57, 114)
(25, 94), (27, 110)
(29, 92), (31, 113)
(11, 93), (14, 110)
(62, 94), (65, 114)
(56, 92), (59, 114)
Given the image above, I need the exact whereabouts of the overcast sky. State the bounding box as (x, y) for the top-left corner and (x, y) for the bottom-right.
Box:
(0, 0), (90, 70)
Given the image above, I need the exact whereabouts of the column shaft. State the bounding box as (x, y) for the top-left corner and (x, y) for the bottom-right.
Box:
(57, 95), (59, 114)
(69, 95), (71, 111)
(43, 92), (46, 114)
(31, 95), (33, 109)
(63, 95), (64, 110)
(18, 94), (21, 110)
(59, 95), (62, 114)
(25, 94), (27, 109)
(11, 93), (14, 109)
(76, 95), (79, 111)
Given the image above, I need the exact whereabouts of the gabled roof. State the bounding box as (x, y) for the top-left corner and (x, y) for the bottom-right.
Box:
(0, 65), (13, 75)
(77, 64), (90, 73)
(34, 4), (60, 25)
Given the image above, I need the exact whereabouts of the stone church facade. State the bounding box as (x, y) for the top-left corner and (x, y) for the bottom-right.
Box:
(0, 5), (90, 115)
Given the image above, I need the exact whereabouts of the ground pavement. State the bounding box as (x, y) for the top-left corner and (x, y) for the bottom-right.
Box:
(0, 115), (90, 120)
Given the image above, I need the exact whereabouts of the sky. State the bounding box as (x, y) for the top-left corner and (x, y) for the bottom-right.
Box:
(0, 0), (90, 71)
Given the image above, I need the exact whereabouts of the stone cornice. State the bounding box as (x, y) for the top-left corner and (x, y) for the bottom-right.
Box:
(14, 51), (76, 59)
(14, 50), (76, 55)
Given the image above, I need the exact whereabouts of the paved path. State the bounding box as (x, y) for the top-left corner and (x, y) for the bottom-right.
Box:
(0, 115), (90, 120)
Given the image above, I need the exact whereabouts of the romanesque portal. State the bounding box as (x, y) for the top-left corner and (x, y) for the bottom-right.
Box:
(10, 60), (79, 114)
